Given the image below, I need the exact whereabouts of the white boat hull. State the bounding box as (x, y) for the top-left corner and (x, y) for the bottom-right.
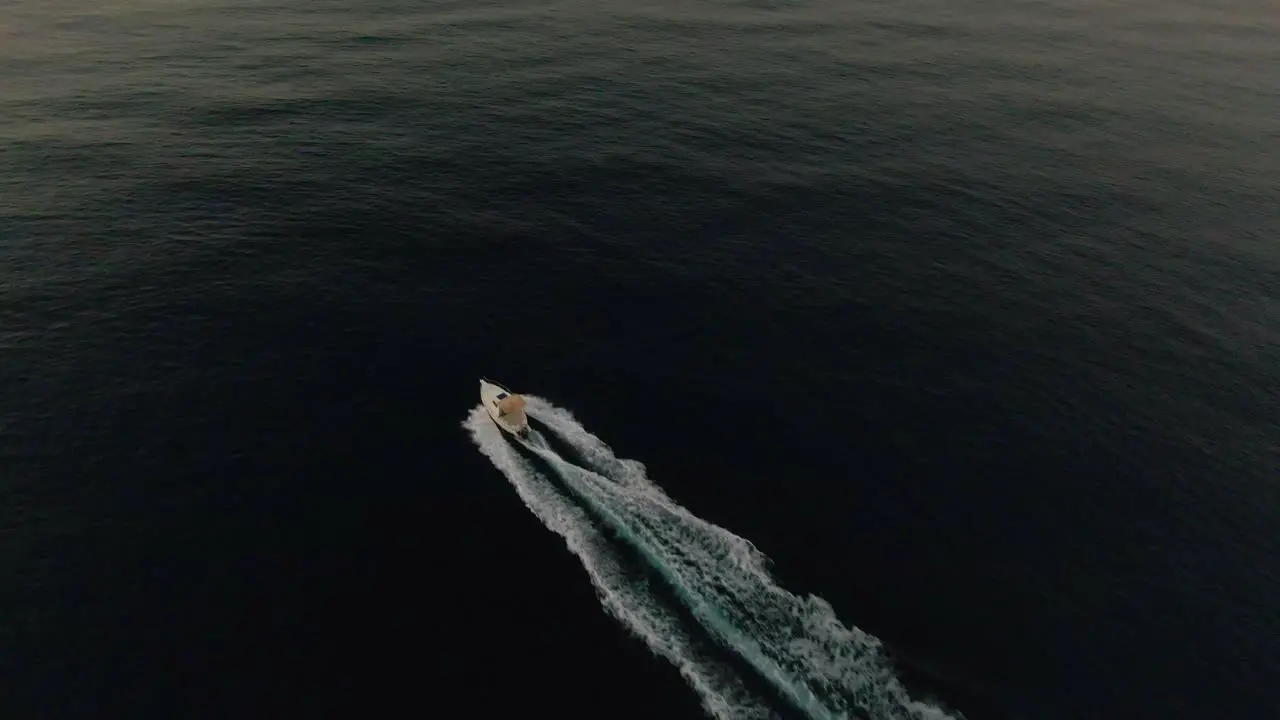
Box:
(479, 378), (530, 438)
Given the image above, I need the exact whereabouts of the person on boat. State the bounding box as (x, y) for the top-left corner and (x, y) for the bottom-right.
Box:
(497, 393), (526, 421)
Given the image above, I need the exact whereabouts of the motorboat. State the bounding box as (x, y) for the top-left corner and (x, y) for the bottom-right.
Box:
(479, 378), (530, 439)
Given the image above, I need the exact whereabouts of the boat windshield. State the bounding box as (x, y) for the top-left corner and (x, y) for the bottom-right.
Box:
(495, 392), (508, 400)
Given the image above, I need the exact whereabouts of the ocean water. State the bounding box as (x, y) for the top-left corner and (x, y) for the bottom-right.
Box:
(2, 1), (1278, 718)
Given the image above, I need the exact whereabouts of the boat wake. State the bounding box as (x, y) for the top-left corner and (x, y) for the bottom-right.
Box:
(464, 395), (960, 720)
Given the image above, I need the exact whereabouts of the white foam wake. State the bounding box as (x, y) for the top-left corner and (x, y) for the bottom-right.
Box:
(464, 396), (961, 720)
(465, 404), (777, 720)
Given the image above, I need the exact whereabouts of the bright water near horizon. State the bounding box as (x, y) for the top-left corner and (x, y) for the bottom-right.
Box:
(2, 1), (1278, 718)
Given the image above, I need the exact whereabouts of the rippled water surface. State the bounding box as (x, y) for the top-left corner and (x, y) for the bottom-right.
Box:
(3, 1), (1278, 718)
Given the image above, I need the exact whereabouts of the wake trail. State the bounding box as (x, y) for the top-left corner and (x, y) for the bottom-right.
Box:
(465, 396), (961, 720)
(466, 405), (777, 720)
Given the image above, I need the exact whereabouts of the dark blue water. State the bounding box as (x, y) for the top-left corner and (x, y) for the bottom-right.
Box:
(3, 1), (1278, 718)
